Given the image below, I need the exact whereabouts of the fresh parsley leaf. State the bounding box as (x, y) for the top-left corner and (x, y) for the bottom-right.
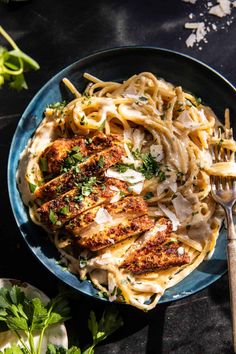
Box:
(0, 344), (27, 354)
(47, 345), (81, 354)
(83, 308), (123, 354)
(0, 26), (39, 90)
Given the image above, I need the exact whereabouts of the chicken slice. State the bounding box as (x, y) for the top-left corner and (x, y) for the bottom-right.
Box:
(77, 215), (154, 251)
(66, 196), (148, 236)
(120, 218), (190, 274)
(37, 178), (129, 230)
(40, 132), (120, 176)
(34, 144), (125, 201)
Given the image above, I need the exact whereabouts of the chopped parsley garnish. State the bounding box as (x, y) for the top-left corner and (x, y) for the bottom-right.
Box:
(39, 156), (48, 172)
(98, 120), (106, 131)
(49, 209), (57, 224)
(86, 137), (93, 145)
(28, 182), (36, 193)
(80, 114), (88, 126)
(139, 153), (167, 182)
(192, 211), (199, 216)
(61, 146), (84, 173)
(48, 100), (67, 110)
(79, 256), (88, 268)
(177, 171), (185, 185)
(81, 176), (97, 196)
(139, 96), (148, 102)
(97, 156), (105, 168)
(59, 205), (70, 215)
(115, 163), (131, 173)
(74, 176), (97, 201)
(144, 191), (154, 200)
(196, 97), (202, 105)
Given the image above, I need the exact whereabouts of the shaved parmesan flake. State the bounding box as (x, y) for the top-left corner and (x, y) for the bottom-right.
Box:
(158, 203), (180, 231)
(129, 181), (144, 194)
(186, 33), (197, 47)
(177, 110), (201, 129)
(124, 128), (132, 141)
(150, 144), (164, 162)
(95, 208), (113, 224)
(132, 128), (145, 151)
(109, 185), (121, 203)
(105, 168), (145, 184)
(172, 193), (192, 222)
(156, 171), (177, 196)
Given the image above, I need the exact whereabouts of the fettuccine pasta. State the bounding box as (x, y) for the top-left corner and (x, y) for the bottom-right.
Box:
(17, 72), (235, 311)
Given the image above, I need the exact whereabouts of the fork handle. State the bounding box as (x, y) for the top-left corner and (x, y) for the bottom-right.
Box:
(225, 207), (236, 352)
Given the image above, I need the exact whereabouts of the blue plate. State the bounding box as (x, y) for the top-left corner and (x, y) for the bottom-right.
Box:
(8, 47), (236, 305)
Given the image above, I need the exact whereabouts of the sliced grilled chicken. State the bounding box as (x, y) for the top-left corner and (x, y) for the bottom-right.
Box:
(66, 196), (148, 236)
(40, 132), (120, 176)
(40, 136), (86, 176)
(78, 215), (154, 251)
(120, 218), (190, 274)
(35, 144), (125, 201)
(37, 178), (129, 230)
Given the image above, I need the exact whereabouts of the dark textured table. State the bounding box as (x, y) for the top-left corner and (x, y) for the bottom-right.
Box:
(0, 1), (236, 353)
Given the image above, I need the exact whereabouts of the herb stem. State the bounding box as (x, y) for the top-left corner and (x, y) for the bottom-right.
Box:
(15, 329), (32, 354)
(0, 25), (20, 50)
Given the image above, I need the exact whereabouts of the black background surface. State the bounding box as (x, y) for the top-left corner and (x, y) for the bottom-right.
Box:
(0, 1), (235, 353)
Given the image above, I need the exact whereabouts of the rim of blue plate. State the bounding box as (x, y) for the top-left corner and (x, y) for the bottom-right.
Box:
(7, 46), (234, 306)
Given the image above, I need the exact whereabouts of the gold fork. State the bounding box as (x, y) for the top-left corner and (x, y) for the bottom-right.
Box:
(210, 114), (236, 352)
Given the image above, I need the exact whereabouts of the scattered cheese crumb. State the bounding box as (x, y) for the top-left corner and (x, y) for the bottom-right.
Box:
(185, 33), (196, 47)
(189, 12), (194, 18)
(185, 22), (206, 47)
(209, 0), (232, 17)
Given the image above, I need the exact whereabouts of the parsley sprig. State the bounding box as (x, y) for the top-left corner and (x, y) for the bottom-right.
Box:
(0, 286), (70, 354)
(0, 286), (123, 354)
(0, 26), (39, 90)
